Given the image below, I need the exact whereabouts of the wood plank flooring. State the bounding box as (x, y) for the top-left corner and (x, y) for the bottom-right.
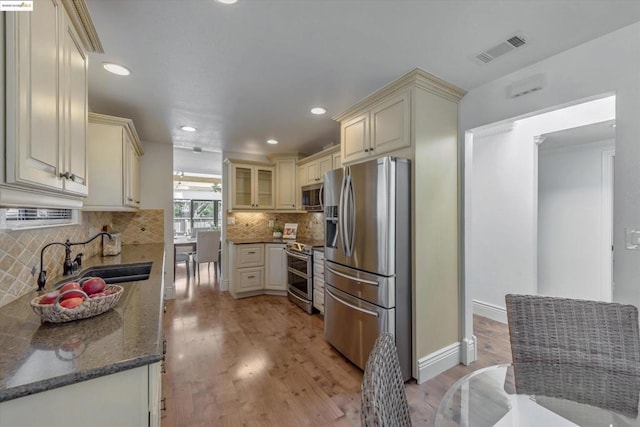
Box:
(162, 264), (511, 426)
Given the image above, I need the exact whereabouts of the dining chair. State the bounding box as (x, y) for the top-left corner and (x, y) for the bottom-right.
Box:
(361, 333), (411, 427)
(192, 230), (221, 281)
(505, 294), (640, 416)
(174, 250), (191, 279)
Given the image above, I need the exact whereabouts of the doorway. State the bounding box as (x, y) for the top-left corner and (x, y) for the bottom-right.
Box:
(464, 94), (616, 323)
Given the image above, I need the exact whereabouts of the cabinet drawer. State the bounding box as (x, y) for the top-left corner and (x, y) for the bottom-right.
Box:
(237, 245), (264, 267)
(313, 250), (324, 261)
(313, 289), (324, 313)
(237, 267), (263, 292)
(314, 277), (325, 291)
(313, 262), (324, 277)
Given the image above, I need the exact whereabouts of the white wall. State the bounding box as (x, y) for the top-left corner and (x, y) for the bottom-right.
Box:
(173, 147), (222, 176)
(467, 100), (614, 321)
(140, 142), (175, 299)
(538, 139), (614, 301)
(460, 22), (640, 345)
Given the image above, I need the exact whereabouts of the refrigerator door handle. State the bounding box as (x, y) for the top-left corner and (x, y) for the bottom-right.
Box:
(326, 265), (378, 286)
(346, 174), (355, 255)
(326, 288), (379, 318)
(338, 172), (348, 254)
(319, 183), (324, 212)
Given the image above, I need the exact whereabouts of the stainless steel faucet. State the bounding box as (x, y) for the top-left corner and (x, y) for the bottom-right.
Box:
(37, 232), (113, 290)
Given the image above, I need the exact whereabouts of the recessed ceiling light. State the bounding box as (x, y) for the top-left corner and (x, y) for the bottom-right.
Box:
(180, 126), (197, 132)
(216, 0), (238, 4)
(102, 62), (131, 76)
(267, 139), (279, 145)
(311, 107), (327, 115)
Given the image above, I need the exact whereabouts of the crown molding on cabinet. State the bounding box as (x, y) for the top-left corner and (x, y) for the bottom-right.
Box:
(296, 144), (339, 166)
(88, 112), (143, 155)
(333, 68), (466, 122)
(61, 0), (104, 53)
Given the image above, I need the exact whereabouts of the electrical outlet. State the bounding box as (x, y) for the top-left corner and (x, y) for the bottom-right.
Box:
(308, 221), (313, 228)
(227, 216), (235, 225)
(626, 228), (640, 250)
(268, 220), (274, 228)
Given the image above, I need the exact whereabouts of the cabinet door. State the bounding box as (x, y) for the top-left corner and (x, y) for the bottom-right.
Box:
(60, 15), (88, 196)
(317, 155), (333, 182)
(332, 152), (342, 170)
(83, 122), (125, 208)
(254, 166), (274, 209)
(275, 159), (297, 210)
(232, 164), (254, 209)
(305, 161), (319, 184)
(265, 244), (286, 290)
(370, 91), (411, 156)
(341, 112), (370, 164)
(6, 0), (64, 191)
(124, 139), (139, 208)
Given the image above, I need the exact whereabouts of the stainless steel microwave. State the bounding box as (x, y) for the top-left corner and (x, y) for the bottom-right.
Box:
(301, 183), (323, 211)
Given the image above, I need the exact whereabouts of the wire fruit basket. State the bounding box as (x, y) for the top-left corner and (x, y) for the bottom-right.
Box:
(30, 284), (124, 323)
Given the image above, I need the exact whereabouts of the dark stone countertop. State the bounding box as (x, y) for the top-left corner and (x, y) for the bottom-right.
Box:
(0, 243), (165, 403)
(227, 238), (290, 244)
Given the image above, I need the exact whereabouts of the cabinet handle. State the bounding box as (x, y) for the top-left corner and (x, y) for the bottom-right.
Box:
(161, 360), (167, 373)
(128, 197), (134, 201)
(161, 397), (167, 411)
(248, 251), (256, 254)
(247, 275), (256, 279)
(162, 336), (167, 355)
(59, 171), (76, 181)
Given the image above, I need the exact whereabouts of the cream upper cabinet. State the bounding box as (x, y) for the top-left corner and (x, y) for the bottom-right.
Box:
(297, 146), (340, 186)
(275, 158), (297, 210)
(83, 113), (143, 211)
(3, 0), (91, 206)
(340, 91), (410, 164)
(332, 151), (342, 170)
(265, 243), (287, 291)
(229, 162), (275, 210)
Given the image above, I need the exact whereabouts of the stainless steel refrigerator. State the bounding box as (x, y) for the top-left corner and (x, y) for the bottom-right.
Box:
(323, 156), (411, 380)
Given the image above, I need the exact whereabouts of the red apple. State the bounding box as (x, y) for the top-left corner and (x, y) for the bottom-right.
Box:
(59, 282), (83, 300)
(60, 297), (83, 309)
(89, 292), (106, 299)
(39, 291), (59, 305)
(81, 277), (106, 295)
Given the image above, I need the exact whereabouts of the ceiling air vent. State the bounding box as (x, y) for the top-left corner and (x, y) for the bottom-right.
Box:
(474, 34), (527, 65)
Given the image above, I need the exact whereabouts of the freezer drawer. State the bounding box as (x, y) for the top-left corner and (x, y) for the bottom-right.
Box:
(324, 285), (394, 371)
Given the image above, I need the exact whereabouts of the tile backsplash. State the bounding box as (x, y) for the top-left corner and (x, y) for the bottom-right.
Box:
(0, 209), (164, 308)
(226, 212), (324, 241)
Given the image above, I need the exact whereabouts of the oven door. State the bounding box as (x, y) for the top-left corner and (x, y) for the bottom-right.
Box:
(285, 249), (312, 299)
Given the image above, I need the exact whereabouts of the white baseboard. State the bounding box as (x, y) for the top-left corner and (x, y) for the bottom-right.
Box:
(473, 299), (507, 324)
(416, 342), (461, 384)
(460, 335), (477, 365)
(221, 279), (229, 292)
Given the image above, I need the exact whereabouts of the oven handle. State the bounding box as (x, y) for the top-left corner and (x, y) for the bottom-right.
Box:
(288, 289), (310, 304)
(326, 288), (379, 318)
(326, 265), (378, 286)
(287, 267), (309, 279)
(284, 249), (310, 261)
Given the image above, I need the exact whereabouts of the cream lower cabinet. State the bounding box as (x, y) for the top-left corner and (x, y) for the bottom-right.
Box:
(83, 113), (143, 211)
(312, 249), (325, 314)
(2, 0), (90, 207)
(265, 243), (287, 291)
(230, 243), (288, 297)
(231, 243), (264, 294)
(0, 362), (162, 427)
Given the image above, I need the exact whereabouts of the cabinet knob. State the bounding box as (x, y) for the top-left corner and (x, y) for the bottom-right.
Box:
(364, 149), (369, 152)
(59, 171), (76, 181)
(161, 397), (167, 411)
(370, 147), (374, 151)
(128, 198), (134, 202)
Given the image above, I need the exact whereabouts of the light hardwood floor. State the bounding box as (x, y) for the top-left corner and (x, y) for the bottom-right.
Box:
(162, 264), (511, 426)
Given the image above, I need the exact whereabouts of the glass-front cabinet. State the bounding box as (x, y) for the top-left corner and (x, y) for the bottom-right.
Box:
(230, 162), (274, 210)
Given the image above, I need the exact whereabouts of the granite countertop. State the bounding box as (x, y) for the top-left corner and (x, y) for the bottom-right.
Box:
(0, 243), (165, 403)
(227, 238), (290, 244)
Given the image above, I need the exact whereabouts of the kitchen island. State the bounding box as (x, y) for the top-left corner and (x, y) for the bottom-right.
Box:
(0, 243), (165, 426)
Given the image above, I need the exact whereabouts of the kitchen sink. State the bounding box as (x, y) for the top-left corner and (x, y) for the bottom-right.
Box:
(55, 262), (152, 287)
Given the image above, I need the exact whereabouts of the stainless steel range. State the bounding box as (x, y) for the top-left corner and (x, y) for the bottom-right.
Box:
(286, 239), (323, 313)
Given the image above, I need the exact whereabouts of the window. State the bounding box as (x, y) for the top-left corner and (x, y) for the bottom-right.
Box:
(173, 199), (221, 236)
(0, 208), (79, 230)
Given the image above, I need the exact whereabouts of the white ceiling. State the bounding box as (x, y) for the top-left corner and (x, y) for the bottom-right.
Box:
(85, 0), (640, 163)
